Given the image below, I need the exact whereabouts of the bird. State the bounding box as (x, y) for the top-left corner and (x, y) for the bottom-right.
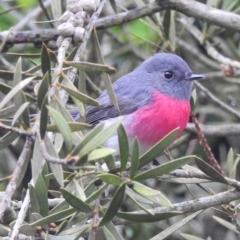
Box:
(72, 53), (203, 156)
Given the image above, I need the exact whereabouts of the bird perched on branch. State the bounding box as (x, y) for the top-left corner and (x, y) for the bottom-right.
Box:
(72, 53), (203, 155)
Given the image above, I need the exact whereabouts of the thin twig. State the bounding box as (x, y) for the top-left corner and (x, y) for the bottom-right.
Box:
(113, 188), (240, 226)
(194, 81), (240, 119)
(191, 113), (225, 175)
(0, 122), (33, 136)
(0, 137), (32, 221)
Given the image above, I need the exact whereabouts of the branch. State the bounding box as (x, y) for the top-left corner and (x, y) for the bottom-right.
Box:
(157, 0), (240, 31)
(194, 81), (240, 119)
(179, 18), (240, 69)
(186, 123), (240, 136)
(114, 188), (240, 225)
(0, 137), (32, 222)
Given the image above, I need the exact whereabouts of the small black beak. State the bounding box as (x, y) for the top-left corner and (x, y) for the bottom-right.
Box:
(184, 73), (204, 81)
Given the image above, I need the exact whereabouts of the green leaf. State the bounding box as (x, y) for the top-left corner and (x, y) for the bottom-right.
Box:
(47, 106), (72, 153)
(28, 184), (40, 213)
(131, 181), (172, 207)
(99, 183), (126, 227)
(118, 124), (129, 172)
(0, 105), (15, 118)
(150, 210), (203, 240)
(98, 173), (123, 186)
(44, 134), (64, 186)
(134, 156), (195, 181)
(117, 211), (181, 222)
(35, 174), (49, 217)
(60, 84), (100, 107)
(88, 148), (115, 161)
(0, 132), (19, 150)
(104, 222), (124, 240)
(86, 183), (107, 204)
(37, 72), (49, 108)
(13, 57), (30, 127)
(212, 215), (239, 234)
(19, 224), (37, 236)
(92, 30), (119, 110)
(60, 188), (93, 213)
(47, 122), (91, 132)
(139, 128), (179, 168)
(30, 208), (76, 227)
(0, 81), (36, 102)
(130, 138), (139, 178)
(77, 119), (122, 159)
(103, 154), (115, 170)
(103, 226), (116, 240)
(195, 158), (228, 184)
(41, 43), (51, 83)
(40, 95), (48, 139)
(71, 124), (104, 156)
(64, 61), (116, 74)
(11, 102), (30, 127)
(0, 76), (35, 110)
(109, 0), (118, 13)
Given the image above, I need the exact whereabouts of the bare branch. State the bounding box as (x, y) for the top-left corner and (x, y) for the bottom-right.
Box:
(114, 188), (240, 225)
(0, 137), (32, 221)
(157, 0), (240, 31)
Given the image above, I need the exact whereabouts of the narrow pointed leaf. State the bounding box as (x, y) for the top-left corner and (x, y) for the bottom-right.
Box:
(109, 0), (118, 13)
(134, 156), (195, 181)
(0, 105), (15, 118)
(35, 174), (48, 217)
(0, 76), (35, 110)
(78, 119), (122, 158)
(71, 124), (103, 156)
(30, 208), (76, 227)
(104, 222), (124, 240)
(0, 132), (19, 150)
(118, 124), (129, 172)
(88, 148), (115, 161)
(19, 224), (37, 236)
(13, 58), (30, 127)
(130, 138), (139, 178)
(11, 102), (30, 126)
(103, 226), (116, 240)
(40, 95), (48, 139)
(99, 183), (126, 227)
(60, 188), (93, 213)
(92, 30), (119, 110)
(0, 81), (36, 102)
(44, 134), (64, 186)
(117, 211), (181, 222)
(41, 43), (51, 82)
(47, 122), (91, 132)
(86, 183), (107, 204)
(28, 184), (40, 213)
(47, 106), (72, 153)
(139, 128), (179, 168)
(195, 158), (228, 184)
(64, 61), (116, 74)
(37, 72), (49, 108)
(150, 211), (203, 240)
(60, 84), (100, 107)
(98, 173), (123, 186)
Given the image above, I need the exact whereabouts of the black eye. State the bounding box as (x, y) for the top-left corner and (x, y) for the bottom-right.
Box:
(164, 71), (173, 80)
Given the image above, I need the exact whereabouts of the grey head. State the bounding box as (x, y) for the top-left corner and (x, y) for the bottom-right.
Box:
(83, 53), (203, 125)
(114, 53), (203, 100)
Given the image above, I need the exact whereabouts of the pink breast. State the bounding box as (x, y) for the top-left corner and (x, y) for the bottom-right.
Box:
(124, 91), (190, 145)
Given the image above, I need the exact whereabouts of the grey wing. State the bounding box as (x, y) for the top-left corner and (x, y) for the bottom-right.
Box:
(86, 96), (139, 126)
